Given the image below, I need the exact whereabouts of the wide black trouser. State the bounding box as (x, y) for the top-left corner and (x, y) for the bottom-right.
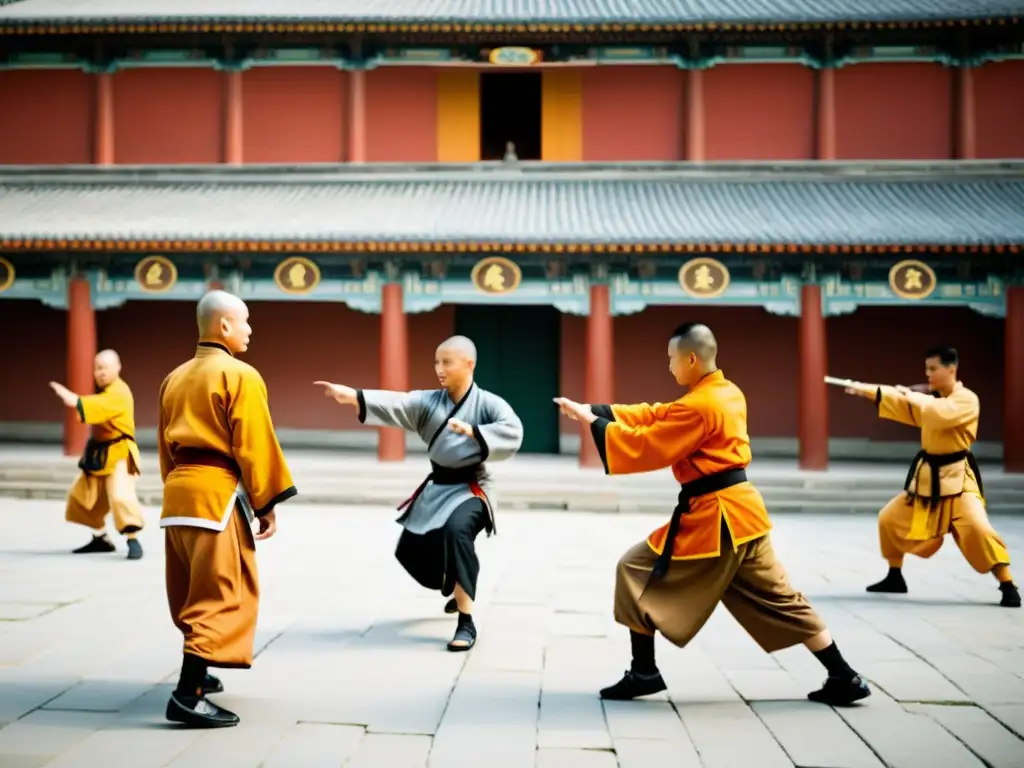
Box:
(395, 498), (488, 600)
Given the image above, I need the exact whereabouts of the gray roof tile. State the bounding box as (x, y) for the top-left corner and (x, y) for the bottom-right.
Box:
(0, 163), (1021, 247)
(0, 0), (1020, 25)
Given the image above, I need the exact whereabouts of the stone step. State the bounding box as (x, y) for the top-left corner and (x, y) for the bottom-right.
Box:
(2, 479), (1021, 514)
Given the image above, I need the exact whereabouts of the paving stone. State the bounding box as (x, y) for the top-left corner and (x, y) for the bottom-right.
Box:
(602, 700), (689, 741)
(858, 659), (970, 702)
(675, 701), (794, 768)
(838, 704), (987, 767)
(535, 747), (618, 767)
(906, 704), (1024, 768)
(611, 737), (703, 768)
(260, 722), (365, 766)
(752, 701), (885, 768)
(536, 690), (612, 750)
(0, 710), (117, 759)
(346, 733), (432, 767)
(43, 679), (154, 712)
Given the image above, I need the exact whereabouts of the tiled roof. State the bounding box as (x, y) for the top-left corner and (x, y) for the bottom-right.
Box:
(0, 162), (1022, 248)
(0, 0), (1020, 25)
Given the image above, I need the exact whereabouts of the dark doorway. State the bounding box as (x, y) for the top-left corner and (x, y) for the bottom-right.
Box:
(480, 73), (542, 161)
(454, 304), (561, 454)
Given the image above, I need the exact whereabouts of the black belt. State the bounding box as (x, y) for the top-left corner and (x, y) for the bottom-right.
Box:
(78, 434), (135, 474)
(904, 450), (983, 506)
(650, 467), (749, 581)
(397, 462), (483, 512)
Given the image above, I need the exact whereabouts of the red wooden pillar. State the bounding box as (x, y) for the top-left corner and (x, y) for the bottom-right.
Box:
(798, 283), (829, 470)
(954, 66), (977, 159)
(347, 70), (367, 162)
(685, 69), (705, 161)
(379, 281), (408, 461)
(65, 276), (96, 457)
(1005, 286), (1024, 473)
(223, 70), (244, 164)
(581, 283), (614, 469)
(815, 68), (837, 160)
(93, 72), (114, 165)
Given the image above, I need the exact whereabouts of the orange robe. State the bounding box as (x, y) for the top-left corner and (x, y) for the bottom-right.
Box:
(591, 369), (771, 561)
(158, 341), (297, 668)
(65, 377), (145, 535)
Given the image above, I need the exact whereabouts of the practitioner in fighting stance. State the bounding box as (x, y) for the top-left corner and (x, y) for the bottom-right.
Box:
(159, 291), (298, 727)
(50, 349), (146, 560)
(315, 335), (523, 652)
(555, 323), (871, 705)
(843, 345), (1019, 607)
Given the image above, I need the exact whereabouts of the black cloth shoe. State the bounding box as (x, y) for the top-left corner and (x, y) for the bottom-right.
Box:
(599, 669), (667, 700)
(202, 673), (224, 694)
(165, 692), (239, 728)
(72, 535), (115, 554)
(126, 539), (143, 560)
(866, 568), (908, 594)
(444, 598), (458, 614)
(807, 675), (872, 706)
(999, 582), (1021, 608)
(447, 614), (477, 652)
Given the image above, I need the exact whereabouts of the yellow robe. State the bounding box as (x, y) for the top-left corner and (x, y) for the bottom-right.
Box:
(158, 341), (297, 668)
(875, 382), (1010, 573)
(592, 370), (772, 560)
(65, 377), (145, 534)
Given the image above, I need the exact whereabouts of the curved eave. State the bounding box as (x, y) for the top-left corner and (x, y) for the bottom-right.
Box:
(0, 17), (1021, 36)
(1, 238), (1020, 255)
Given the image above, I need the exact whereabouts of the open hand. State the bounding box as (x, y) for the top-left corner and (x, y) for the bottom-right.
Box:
(553, 397), (595, 423)
(313, 381), (357, 405)
(49, 381), (78, 407)
(253, 510), (277, 541)
(448, 418), (475, 438)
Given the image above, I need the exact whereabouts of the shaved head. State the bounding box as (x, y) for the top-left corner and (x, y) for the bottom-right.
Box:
(437, 335), (478, 363)
(434, 335), (477, 392)
(93, 348), (121, 388)
(197, 290), (252, 354)
(667, 323), (719, 388)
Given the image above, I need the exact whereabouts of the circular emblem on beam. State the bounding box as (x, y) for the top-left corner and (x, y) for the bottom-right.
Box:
(0, 257), (14, 293)
(488, 46), (541, 65)
(134, 255), (177, 293)
(679, 257), (730, 299)
(471, 256), (522, 295)
(888, 259), (936, 300)
(274, 256), (321, 295)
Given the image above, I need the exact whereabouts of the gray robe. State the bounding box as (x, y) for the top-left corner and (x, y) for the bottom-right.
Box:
(357, 383), (524, 535)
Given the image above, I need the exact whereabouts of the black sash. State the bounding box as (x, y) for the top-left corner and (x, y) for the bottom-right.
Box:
(649, 467), (749, 582)
(904, 449), (983, 506)
(78, 432), (135, 475)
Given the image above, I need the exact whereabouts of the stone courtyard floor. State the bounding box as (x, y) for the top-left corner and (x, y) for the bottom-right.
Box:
(1, 501), (1023, 767)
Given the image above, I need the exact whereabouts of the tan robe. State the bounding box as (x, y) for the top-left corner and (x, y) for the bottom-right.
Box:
(875, 383), (1010, 574)
(158, 342), (296, 668)
(592, 370), (825, 651)
(65, 377), (145, 535)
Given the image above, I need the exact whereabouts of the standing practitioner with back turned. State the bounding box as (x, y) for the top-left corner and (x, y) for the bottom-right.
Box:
(315, 335), (523, 653)
(159, 290), (298, 728)
(554, 323), (871, 706)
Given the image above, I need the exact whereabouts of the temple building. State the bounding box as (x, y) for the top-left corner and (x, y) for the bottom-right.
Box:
(0, 1), (1021, 472)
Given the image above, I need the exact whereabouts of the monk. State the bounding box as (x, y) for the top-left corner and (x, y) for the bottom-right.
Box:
(158, 290), (298, 728)
(49, 349), (145, 560)
(554, 323), (871, 706)
(315, 335), (523, 652)
(843, 345), (1020, 608)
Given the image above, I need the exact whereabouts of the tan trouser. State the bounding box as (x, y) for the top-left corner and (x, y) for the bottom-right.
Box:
(878, 492), (1010, 574)
(164, 506), (260, 668)
(615, 530), (826, 653)
(65, 459), (145, 535)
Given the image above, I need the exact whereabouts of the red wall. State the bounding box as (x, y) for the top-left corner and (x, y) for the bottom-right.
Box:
(365, 68), (438, 162)
(0, 299), (1007, 444)
(0, 70), (93, 164)
(974, 60), (1024, 158)
(113, 68), (223, 163)
(582, 67), (684, 160)
(834, 63), (952, 159)
(704, 64), (815, 160)
(242, 68), (346, 163)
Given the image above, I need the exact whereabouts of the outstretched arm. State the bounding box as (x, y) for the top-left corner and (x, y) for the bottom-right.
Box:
(590, 402), (670, 428)
(315, 380), (427, 433)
